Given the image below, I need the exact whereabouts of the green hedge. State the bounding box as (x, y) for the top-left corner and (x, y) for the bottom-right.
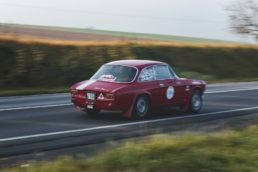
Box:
(1, 38), (258, 89)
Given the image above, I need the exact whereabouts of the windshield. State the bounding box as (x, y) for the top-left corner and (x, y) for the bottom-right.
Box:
(91, 65), (137, 83)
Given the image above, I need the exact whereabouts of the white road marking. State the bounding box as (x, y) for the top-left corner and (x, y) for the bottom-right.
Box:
(0, 104), (73, 112)
(1, 106), (258, 142)
(205, 88), (258, 94)
(0, 92), (69, 99)
(0, 87), (257, 112)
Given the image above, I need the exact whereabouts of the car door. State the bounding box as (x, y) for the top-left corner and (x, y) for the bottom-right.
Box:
(153, 65), (185, 106)
(138, 66), (160, 107)
(168, 66), (189, 102)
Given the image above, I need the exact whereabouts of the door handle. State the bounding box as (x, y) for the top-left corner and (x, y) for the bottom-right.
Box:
(159, 83), (164, 87)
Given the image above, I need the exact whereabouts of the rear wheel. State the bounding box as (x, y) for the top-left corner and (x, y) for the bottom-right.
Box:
(188, 89), (202, 113)
(132, 95), (150, 119)
(85, 109), (100, 116)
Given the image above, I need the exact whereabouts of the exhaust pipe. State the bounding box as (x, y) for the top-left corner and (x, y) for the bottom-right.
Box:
(76, 106), (86, 112)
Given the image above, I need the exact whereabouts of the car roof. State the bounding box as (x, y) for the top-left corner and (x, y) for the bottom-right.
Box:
(106, 60), (167, 68)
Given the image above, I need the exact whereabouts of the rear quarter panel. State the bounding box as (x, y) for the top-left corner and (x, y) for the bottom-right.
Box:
(114, 81), (159, 110)
(185, 79), (206, 101)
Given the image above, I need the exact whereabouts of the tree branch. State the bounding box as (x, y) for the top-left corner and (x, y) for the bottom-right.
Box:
(227, 0), (258, 41)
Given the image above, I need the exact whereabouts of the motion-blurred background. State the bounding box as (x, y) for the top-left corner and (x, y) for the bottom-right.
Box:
(0, 0), (256, 43)
(1, 0), (258, 96)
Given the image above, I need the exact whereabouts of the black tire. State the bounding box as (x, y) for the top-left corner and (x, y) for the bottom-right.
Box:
(188, 89), (203, 113)
(132, 95), (150, 119)
(85, 109), (100, 116)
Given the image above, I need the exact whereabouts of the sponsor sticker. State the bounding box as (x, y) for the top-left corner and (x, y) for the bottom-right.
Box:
(166, 86), (174, 99)
(192, 81), (201, 84)
(86, 92), (95, 100)
(98, 75), (116, 82)
(140, 67), (154, 82)
(98, 93), (104, 100)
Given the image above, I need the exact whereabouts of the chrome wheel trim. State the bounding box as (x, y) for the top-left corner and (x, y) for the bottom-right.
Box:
(192, 93), (201, 110)
(137, 97), (148, 117)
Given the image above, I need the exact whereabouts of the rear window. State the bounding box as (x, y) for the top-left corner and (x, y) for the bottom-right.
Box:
(91, 65), (137, 83)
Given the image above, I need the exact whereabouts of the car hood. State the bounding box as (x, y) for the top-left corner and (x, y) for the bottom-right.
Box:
(72, 80), (125, 93)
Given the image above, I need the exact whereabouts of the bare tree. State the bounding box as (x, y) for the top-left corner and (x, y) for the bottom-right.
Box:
(227, 0), (258, 41)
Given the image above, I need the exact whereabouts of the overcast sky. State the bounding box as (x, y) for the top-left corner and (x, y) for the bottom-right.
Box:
(0, 0), (255, 43)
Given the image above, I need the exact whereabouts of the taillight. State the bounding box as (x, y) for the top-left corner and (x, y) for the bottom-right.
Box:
(106, 93), (115, 100)
(71, 90), (78, 96)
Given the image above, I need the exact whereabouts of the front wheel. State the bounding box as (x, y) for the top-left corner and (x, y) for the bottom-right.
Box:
(188, 89), (202, 113)
(132, 95), (150, 119)
(85, 109), (100, 116)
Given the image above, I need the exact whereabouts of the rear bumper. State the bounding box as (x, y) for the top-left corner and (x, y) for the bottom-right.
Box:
(71, 98), (119, 111)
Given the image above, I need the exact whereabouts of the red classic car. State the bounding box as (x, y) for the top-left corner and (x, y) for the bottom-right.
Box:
(71, 60), (206, 119)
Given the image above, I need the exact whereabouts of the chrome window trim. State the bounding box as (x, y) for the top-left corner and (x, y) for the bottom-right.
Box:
(90, 64), (139, 84)
(168, 66), (179, 79)
(166, 66), (174, 79)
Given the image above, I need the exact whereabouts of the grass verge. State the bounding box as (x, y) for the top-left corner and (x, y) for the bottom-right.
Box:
(3, 124), (258, 172)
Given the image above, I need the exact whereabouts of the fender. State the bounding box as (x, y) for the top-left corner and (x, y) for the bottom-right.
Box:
(182, 86), (204, 111)
(122, 91), (152, 118)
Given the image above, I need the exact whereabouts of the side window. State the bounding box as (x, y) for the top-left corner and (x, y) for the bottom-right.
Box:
(153, 65), (172, 80)
(138, 67), (154, 82)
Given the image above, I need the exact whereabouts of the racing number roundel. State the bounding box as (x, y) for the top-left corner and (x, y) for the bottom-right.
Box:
(166, 86), (174, 99)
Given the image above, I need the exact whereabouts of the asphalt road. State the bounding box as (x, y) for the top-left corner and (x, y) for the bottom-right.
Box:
(0, 82), (258, 161)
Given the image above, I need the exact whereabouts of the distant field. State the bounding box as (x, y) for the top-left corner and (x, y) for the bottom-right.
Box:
(0, 23), (236, 43)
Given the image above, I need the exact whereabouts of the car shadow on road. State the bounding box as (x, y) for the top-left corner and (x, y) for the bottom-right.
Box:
(84, 108), (189, 121)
